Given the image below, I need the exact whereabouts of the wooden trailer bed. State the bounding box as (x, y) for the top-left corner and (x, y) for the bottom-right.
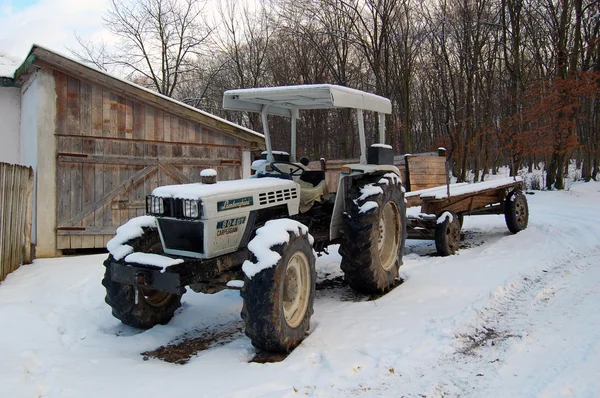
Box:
(402, 154), (529, 256)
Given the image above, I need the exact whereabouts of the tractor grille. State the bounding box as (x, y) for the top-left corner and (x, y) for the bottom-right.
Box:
(158, 218), (204, 254)
(258, 188), (298, 205)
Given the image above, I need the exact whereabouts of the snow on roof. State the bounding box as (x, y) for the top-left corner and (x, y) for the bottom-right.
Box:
(152, 177), (297, 200)
(223, 84), (392, 117)
(0, 52), (21, 78)
(23, 44), (263, 141)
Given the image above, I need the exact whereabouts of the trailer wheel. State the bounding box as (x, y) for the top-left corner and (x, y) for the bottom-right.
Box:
(102, 228), (182, 329)
(241, 228), (316, 353)
(505, 190), (529, 233)
(339, 174), (406, 293)
(435, 212), (461, 256)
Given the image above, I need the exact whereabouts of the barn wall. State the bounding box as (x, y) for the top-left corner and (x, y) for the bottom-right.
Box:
(52, 70), (248, 250)
(0, 86), (21, 164)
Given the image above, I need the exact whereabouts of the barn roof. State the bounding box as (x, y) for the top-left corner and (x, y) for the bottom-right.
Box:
(14, 45), (265, 149)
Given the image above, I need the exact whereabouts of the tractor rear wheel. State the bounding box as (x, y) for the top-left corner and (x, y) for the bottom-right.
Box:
(339, 174), (406, 293)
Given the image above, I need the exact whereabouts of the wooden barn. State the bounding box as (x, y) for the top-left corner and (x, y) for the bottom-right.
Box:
(6, 45), (264, 258)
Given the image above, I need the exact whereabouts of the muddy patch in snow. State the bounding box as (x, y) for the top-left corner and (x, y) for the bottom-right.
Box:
(456, 325), (521, 356)
(141, 321), (244, 364)
(459, 231), (487, 250)
(405, 230), (491, 256)
(315, 275), (404, 301)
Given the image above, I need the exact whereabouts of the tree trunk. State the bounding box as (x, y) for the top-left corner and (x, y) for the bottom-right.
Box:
(582, 151), (592, 182)
(556, 154), (566, 190)
(546, 152), (558, 190)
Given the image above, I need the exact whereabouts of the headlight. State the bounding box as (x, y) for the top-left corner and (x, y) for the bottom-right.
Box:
(183, 199), (201, 218)
(146, 196), (164, 215)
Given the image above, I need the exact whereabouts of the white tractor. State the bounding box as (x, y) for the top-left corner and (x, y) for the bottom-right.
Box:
(103, 85), (406, 352)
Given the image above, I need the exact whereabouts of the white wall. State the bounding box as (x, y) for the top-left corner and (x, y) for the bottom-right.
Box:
(0, 86), (21, 164)
(20, 76), (38, 169)
(30, 69), (58, 258)
(19, 73), (39, 244)
(18, 69), (57, 257)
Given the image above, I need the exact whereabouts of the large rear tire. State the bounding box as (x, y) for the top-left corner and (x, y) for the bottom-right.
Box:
(339, 174), (406, 293)
(241, 227), (316, 353)
(102, 228), (182, 329)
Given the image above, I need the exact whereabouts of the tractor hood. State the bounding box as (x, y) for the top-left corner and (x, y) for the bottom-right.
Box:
(151, 177), (297, 201)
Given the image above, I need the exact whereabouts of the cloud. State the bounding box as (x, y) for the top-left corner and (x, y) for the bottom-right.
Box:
(0, 0), (110, 60)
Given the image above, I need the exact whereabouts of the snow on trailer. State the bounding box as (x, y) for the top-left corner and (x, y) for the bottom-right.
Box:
(419, 177), (523, 200)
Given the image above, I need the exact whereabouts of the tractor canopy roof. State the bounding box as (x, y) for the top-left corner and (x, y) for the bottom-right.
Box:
(223, 84), (392, 117)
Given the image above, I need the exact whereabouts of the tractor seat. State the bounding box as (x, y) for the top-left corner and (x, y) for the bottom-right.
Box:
(299, 170), (325, 187)
(297, 172), (329, 213)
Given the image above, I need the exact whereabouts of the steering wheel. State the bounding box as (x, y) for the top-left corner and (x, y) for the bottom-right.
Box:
(269, 161), (306, 177)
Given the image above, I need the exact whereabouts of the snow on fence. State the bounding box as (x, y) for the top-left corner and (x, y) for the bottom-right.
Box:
(0, 162), (34, 282)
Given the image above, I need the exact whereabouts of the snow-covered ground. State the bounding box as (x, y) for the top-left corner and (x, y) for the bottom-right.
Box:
(1, 180), (599, 398)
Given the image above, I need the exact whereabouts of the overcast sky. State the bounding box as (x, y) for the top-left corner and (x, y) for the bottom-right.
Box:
(0, 0), (237, 65)
(1, 0), (112, 61)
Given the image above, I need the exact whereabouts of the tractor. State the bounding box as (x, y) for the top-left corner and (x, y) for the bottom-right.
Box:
(103, 84), (406, 352)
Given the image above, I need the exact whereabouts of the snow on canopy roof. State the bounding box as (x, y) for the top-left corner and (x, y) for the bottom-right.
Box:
(223, 84), (392, 117)
(0, 52), (21, 78)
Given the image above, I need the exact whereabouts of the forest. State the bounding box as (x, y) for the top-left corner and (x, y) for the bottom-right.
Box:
(74, 0), (600, 189)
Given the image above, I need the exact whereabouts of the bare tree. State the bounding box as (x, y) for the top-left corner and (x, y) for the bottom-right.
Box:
(212, 0), (278, 130)
(71, 0), (212, 97)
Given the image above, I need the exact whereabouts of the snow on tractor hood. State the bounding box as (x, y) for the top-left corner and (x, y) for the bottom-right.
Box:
(151, 177), (298, 200)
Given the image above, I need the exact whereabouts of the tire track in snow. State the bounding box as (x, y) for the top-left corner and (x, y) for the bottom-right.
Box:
(411, 246), (600, 397)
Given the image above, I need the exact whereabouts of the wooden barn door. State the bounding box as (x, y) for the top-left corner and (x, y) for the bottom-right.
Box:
(55, 155), (197, 250)
(53, 71), (243, 251)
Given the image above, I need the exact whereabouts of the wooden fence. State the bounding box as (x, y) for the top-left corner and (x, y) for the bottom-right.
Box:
(0, 163), (34, 282)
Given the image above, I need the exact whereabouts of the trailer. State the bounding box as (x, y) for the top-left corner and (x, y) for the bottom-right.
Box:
(401, 152), (529, 256)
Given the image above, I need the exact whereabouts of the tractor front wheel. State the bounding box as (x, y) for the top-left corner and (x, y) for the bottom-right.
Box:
(241, 225), (316, 352)
(102, 228), (183, 329)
